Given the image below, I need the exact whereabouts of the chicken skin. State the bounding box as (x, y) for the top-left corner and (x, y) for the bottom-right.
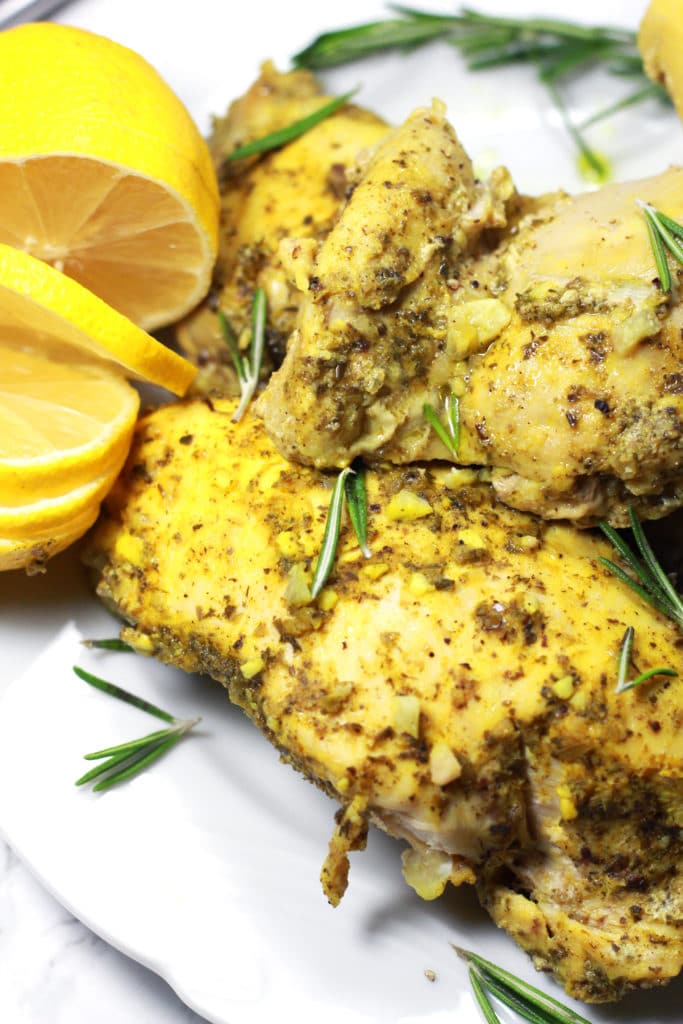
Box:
(86, 399), (683, 1003)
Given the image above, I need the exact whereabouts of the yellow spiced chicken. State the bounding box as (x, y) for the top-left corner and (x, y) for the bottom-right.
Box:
(181, 60), (683, 527)
(175, 62), (387, 394)
(258, 108), (683, 526)
(88, 2), (683, 1006)
(86, 400), (683, 1004)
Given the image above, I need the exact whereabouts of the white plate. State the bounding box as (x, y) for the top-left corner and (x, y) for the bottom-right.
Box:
(1, 1), (682, 1022)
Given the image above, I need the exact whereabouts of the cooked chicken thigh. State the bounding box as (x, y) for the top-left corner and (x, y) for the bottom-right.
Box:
(86, 399), (683, 1003)
(257, 98), (518, 468)
(175, 62), (387, 394)
(258, 97), (683, 527)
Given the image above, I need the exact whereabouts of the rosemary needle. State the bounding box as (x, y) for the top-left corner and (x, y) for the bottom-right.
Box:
(614, 626), (677, 694)
(81, 638), (134, 653)
(454, 946), (591, 1024)
(74, 666), (175, 723)
(637, 200), (683, 292)
(598, 507), (683, 631)
(311, 467), (353, 599)
(469, 967), (499, 1024)
(74, 666), (200, 791)
(293, 8), (668, 173)
(217, 310), (246, 381)
(424, 395), (460, 457)
(218, 287), (267, 422)
(227, 89), (358, 161)
(344, 463), (371, 558)
(616, 625), (634, 692)
(446, 393), (460, 453)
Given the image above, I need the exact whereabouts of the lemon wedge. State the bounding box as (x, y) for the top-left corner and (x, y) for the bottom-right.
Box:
(0, 22), (219, 331)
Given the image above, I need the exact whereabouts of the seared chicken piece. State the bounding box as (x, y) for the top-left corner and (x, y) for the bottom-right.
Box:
(640, 0), (683, 123)
(257, 99), (516, 464)
(257, 94), (683, 526)
(175, 63), (387, 393)
(460, 169), (683, 525)
(86, 399), (683, 1003)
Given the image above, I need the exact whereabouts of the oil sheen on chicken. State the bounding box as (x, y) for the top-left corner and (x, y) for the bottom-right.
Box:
(86, 400), (683, 1004)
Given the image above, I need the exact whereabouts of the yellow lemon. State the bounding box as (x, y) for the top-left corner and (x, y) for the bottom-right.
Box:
(0, 22), (219, 331)
(0, 247), (197, 572)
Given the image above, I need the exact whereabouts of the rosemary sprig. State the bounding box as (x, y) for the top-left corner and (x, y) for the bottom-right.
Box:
(311, 467), (353, 599)
(74, 666), (200, 792)
(637, 200), (683, 293)
(227, 89), (358, 161)
(344, 463), (371, 558)
(218, 287), (267, 422)
(454, 946), (591, 1024)
(424, 394), (460, 457)
(598, 507), (683, 631)
(615, 625), (677, 694)
(293, 8), (669, 177)
(81, 638), (133, 652)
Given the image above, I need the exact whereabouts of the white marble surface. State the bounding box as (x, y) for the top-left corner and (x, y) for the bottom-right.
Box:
(0, 838), (203, 1023)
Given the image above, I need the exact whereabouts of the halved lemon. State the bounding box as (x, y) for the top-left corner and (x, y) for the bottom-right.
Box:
(0, 22), (220, 331)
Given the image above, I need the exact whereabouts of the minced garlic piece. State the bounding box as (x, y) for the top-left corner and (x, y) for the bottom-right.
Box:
(241, 656), (264, 680)
(447, 298), (511, 359)
(409, 572), (435, 597)
(457, 527), (486, 550)
(557, 783), (578, 820)
(429, 741), (462, 786)
(385, 490), (432, 521)
(317, 588), (338, 611)
(114, 532), (144, 567)
(433, 466), (479, 489)
(552, 675), (574, 700)
(570, 688), (588, 712)
(518, 534), (541, 553)
(360, 561), (389, 581)
(285, 562), (311, 606)
(122, 630), (155, 655)
(275, 530), (298, 557)
(392, 694), (421, 737)
(402, 847), (453, 900)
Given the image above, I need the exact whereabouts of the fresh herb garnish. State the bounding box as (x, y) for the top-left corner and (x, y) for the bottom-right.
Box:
(637, 200), (683, 293)
(74, 666), (200, 792)
(294, 7), (669, 179)
(345, 463), (371, 558)
(598, 507), (683, 631)
(81, 637), (133, 652)
(424, 394), (460, 457)
(454, 946), (591, 1024)
(227, 88), (358, 161)
(218, 287), (267, 422)
(311, 467), (353, 599)
(615, 625), (677, 694)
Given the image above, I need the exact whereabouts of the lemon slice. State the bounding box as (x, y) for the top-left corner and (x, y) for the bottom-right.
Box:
(0, 22), (219, 331)
(0, 504), (103, 574)
(0, 348), (140, 505)
(0, 244), (196, 394)
(0, 247), (197, 572)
